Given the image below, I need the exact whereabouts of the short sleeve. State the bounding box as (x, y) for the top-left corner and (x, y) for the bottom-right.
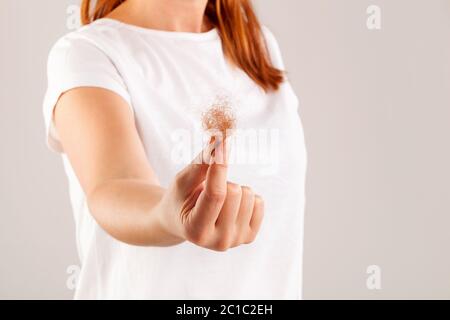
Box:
(261, 26), (286, 71)
(261, 26), (301, 111)
(42, 36), (132, 153)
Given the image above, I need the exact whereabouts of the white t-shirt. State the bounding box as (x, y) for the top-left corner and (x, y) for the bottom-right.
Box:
(43, 18), (307, 300)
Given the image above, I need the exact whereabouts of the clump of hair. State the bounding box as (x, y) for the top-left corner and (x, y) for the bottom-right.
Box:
(201, 96), (236, 139)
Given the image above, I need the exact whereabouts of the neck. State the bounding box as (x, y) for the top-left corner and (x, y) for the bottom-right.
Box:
(108, 0), (211, 33)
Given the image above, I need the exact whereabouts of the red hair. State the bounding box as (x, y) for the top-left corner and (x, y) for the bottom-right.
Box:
(81, 0), (284, 92)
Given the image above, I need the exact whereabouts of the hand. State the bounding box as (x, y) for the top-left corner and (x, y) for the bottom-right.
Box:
(158, 138), (264, 252)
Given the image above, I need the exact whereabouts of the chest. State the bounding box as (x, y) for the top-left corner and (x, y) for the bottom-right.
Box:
(113, 37), (306, 188)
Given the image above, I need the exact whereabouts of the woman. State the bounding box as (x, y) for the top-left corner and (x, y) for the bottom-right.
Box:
(43, 0), (307, 299)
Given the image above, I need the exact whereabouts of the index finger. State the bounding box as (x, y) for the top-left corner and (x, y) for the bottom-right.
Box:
(205, 136), (229, 197)
(190, 137), (230, 227)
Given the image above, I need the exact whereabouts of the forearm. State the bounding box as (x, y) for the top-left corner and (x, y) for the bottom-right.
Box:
(87, 179), (184, 247)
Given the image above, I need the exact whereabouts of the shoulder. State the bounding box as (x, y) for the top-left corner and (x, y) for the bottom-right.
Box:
(261, 26), (279, 47)
(47, 19), (123, 71)
(260, 26), (285, 70)
(44, 19), (130, 107)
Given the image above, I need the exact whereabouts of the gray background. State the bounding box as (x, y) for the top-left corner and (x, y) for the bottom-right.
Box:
(1, 0), (449, 299)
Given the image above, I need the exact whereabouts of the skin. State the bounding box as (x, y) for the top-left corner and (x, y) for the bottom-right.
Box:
(54, 0), (264, 252)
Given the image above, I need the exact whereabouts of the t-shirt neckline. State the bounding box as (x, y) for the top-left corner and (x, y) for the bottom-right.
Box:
(97, 18), (220, 41)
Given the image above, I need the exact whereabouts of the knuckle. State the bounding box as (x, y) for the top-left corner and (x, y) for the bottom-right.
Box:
(233, 232), (246, 247)
(255, 195), (265, 207)
(241, 186), (254, 196)
(214, 243), (229, 252)
(245, 230), (258, 244)
(214, 235), (232, 252)
(186, 227), (209, 246)
(227, 182), (242, 197)
(204, 189), (227, 202)
(230, 238), (241, 248)
(241, 186), (255, 202)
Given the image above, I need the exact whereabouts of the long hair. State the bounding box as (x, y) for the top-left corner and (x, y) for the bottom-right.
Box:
(81, 0), (284, 92)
